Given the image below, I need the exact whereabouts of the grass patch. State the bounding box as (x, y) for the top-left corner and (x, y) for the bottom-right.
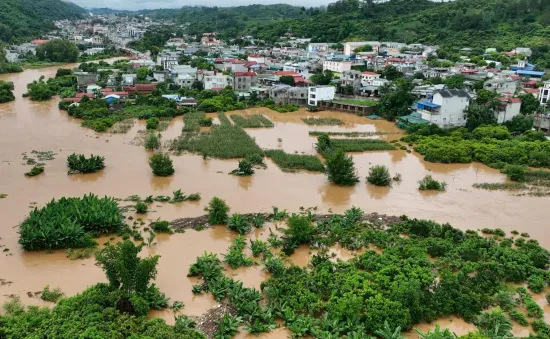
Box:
(0, 194), (7, 199)
(24, 166), (44, 177)
(173, 112), (263, 159)
(473, 182), (528, 191)
(302, 117), (344, 126)
(65, 247), (96, 260)
(40, 286), (63, 302)
(329, 138), (396, 153)
(333, 98), (378, 106)
(110, 119), (134, 133)
(309, 131), (391, 137)
(230, 114), (274, 128)
(265, 150), (325, 172)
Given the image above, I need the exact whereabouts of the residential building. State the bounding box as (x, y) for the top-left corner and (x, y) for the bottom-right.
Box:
(75, 72), (99, 89)
(343, 41), (380, 56)
(323, 59), (352, 74)
(483, 78), (518, 95)
(340, 70), (361, 92)
(176, 73), (195, 88)
(233, 72), (257, 92)
(539, 81), (550, 105)
(204, 73), (233, 90)
(170, 65), (197, 79)
(360, 71), (381, 86)
(282, 63), (310, 79)
(308, 86), (336, 106)
(308, 43), (330, 53)
(269, 85), (308, 106)
(247, 54), (266, 64)
(417, 89), (470, 128)
(274, 71), (305, 84)
(496, 97), (522, 123)
(158, 51), (180, 69)
(121, 74), (137, 86)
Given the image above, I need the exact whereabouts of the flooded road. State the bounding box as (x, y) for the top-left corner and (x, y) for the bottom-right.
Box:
(0, 62), (549, 337)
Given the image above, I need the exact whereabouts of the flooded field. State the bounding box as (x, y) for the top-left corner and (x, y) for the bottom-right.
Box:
(0, 62), (549, 338)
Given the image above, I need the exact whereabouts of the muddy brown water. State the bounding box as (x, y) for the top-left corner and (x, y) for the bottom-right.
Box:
(0, 62), (549, 338)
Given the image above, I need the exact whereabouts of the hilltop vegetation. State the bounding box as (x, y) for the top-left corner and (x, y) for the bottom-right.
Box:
(0, 0), (85, 43)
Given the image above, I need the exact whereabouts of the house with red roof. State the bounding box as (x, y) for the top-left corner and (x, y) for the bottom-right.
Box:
(31, 39), (49, 46)
(233, 72), (257, 92)
(125, 84), (157, 95)
(274, 71), (305, 83)
(521, 87), (540, 99)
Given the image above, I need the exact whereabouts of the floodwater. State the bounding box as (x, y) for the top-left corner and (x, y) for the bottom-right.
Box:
(1, 62), (549, 337)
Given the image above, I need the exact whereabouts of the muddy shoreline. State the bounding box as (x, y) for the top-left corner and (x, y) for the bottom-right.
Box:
(170, 212), (403, 231)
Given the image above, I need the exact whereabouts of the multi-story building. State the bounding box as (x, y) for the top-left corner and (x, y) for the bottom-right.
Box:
(483, 77), (518, 95)
(417, 89), (470, 128)
(496, 97), (522, 124)
(323, 59), (352, 74)
(233, 72), (258, 92)
(539, 81), (550, 105)
(204, 73), (233, 90)
(308, 85), (336, 107)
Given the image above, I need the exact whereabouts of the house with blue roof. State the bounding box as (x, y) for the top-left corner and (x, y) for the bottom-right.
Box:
(416, 89), (470, 128)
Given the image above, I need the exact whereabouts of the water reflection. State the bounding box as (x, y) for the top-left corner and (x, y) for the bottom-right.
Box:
(318, 182), (355, 206)
(366, 184), (391, 200)
(237, 175), (253, 190)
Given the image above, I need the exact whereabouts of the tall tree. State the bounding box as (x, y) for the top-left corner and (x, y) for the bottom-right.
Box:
(325, 149), (359, 186)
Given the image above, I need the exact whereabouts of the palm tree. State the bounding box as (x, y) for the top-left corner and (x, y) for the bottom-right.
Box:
(374, 321), (404, 339)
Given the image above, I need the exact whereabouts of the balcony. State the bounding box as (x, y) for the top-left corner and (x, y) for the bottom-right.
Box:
(417, 101), (441, 115)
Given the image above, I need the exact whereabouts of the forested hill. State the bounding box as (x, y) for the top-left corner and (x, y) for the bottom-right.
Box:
(0, 0), (85, 43)
(166, 0), (549, 53)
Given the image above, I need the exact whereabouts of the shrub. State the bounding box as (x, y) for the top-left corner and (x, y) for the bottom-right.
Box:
(149, 153), (174, 176)
(227, 214), (252, 235)
(135, 202), (148, 214)
(146, 117), (160, 130)
(325, 149), (359, 186)
(18, 194), (124, 251)
(24, 166), (44, 177)
(41, 286), (63, 302)
(144, 133), (161, 150)
(229, 159), (254, 176)
(67, 153), (105, 174)
(367, 165), (392, 186)
(418, 175), (447, 191)
(129, 295), (150, 316)
(151, 220), (172, 233)
(205, 197), (230, 225)
(200, 117), (213, 127)
(224, 236), (254, 269)
(502, 164), (527, 182)
(528, 274), (546, 293)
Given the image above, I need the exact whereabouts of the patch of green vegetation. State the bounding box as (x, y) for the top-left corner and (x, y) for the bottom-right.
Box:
(302, 117), (344, 126)
(65, 247), (96, 260)
(230, 114), (274, 128)
(224, 236), (254, 269)
(40, 286), (63, 302)
(309, 131), (391, 137)
(174, 112), (263, 159)
(263, 100), (299, 113)
(24, 166), (44, 177)
(18, 194), (124, 251)
(67, 153), (105, 174)
(265, 150), (325, 172)
(229, 159), (255, 176)
(418, 175), (447, 191)
(366, 165), (392, 186)
(151, 220), (172, 233)
(149, 153), (174, 177)
(0, 194), (7, 199)
(404, 125), (550, 169)
(472, 182), (527, 191)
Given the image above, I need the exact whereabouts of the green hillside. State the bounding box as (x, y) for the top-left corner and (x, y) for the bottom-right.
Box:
(0, 0), (85, 43)
(158, 0), (550, 66)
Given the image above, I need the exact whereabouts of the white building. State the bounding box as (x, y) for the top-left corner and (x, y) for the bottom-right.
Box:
(283, 64), (310, 79)
(343, 41), (380, 56)
(247, 54), (266, 64)
(308, 43), (330, 53)
(417, 89), (470, 128)
(176, 73), (195, 88)
(308, 85), (336, 106)
(496, 97), (522, 124)
(323, 60), (352, 74)
(539, 81), (550, 105)
(360, 71), (381, 86)
(204, 73), (233, 90)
